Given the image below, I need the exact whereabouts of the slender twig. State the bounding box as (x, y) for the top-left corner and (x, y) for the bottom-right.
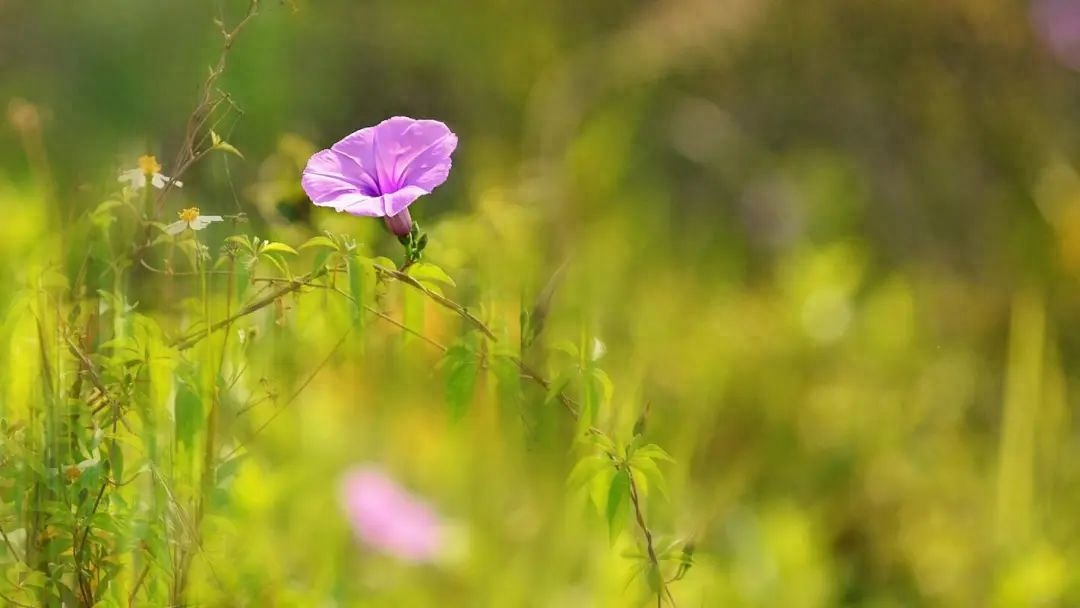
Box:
(627, 470), (668, 607)
(170, 266), (333, 350)
(372, 264), (496, 340)
(155, 0), (260, 217)
(128, 562), (150, 607)
(0, 522), (22, 563)
(149, 466), (223, 590)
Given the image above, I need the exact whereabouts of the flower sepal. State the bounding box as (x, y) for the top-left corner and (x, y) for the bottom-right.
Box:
(397, 221), (428, 268)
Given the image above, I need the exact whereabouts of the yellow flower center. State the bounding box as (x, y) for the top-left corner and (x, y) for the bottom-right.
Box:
(178, 207), (200, 223)
(138, 154), (161, 176)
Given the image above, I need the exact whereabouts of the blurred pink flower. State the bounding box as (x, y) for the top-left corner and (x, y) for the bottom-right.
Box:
(339, 466), (443, 562)
(1032, 0), (1080, 70)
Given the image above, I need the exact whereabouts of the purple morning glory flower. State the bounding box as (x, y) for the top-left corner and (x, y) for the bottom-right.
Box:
(340, 465), (444, 562)
(301, 116), (458, 236)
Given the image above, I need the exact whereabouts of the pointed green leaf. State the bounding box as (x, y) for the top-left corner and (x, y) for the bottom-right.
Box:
(407, 262), (456, 287)
(635, 443), (675, 463)
(567, 454), (611, 489)
(260, 242), (298, 256)
(298, 235), (339, 251)
(589, 466), (616, 515)
(211, 129), (244, 158)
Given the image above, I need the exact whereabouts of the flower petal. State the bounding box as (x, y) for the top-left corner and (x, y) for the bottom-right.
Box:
(148, 173), (182, 190)
(164, 220), (187, 235)
(372, 117), (457, 194)
(326, 133), (381, 194)
(118, 169), (145, 189)
(303, 173), (384, 217)
(340, 466), (442, 562)
(189, 215), (224, 231)
(381, 185), (428, 217)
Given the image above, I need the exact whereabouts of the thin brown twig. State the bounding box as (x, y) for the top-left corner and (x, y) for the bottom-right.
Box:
(155, 0), (260, 218)
(372, 264), (496, 340)
(628, 470), (669, 607)
(128, 562), (150, 607)
(170, 266), (333, 350)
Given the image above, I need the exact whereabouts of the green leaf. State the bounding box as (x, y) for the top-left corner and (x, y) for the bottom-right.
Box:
(299, 235), (339, 251)
(402, 276), (424, 340)
(544, 369), (575, 408)
(590, 367), (614, 409)
(635, 443), (675, 463)
(260, 242), (298, 256)
(260, 253), (289, 277)
(645, 563), (664, 595)
(606, 469), (630, 542)
(210, 129), (244, 158)
(550, 339), (579, 359)
(629, 455), (669, 501)
(567, 454), (611, 489)
(225, 235), (256, 254)
(589, 466), (616, 515)
(108, 441), (124, 482)
(587, 429), (617, 454)
(407, 262), (456, 287)
(491, 353), (523, 409)
(234, 256), (252, 300)
(372, 256), (396, 270)
(444, 345), (478, 421)
(629, 465), (649, 498)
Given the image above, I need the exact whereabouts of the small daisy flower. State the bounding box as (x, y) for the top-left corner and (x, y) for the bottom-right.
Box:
(118, 155), (183, 191)
(165, 207), (223, 235)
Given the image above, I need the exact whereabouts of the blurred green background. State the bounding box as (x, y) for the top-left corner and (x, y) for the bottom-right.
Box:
(3, 0), (1080, 605)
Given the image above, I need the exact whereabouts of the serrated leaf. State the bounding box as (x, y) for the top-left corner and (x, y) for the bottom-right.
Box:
(567, 455), (611, 489)
(298, 235), (339, 251)
(407, 262), (456, 287)
(606, 469), (630, 542)
(260, 242), (298, 256)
